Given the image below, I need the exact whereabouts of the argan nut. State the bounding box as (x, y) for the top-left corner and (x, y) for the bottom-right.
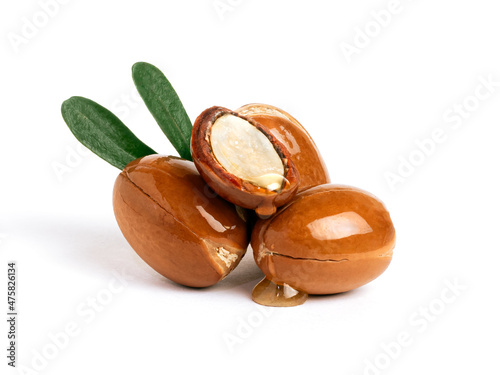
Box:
(252, 184), (395, 295)
(113, 155), (249, 288)
(191, 106), (300, 219)
(236, 103), (330, 192)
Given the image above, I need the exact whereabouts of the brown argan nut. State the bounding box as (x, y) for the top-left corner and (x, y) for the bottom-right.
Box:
(236, 103), (330, 192)
(113, 155), (249, 288)
(252, 184), (396, 295)
(191, 106), (300, 219)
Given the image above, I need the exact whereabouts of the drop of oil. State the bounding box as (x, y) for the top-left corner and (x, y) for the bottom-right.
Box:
(252, 277), (308, 307)
(255, 201), (276, 219)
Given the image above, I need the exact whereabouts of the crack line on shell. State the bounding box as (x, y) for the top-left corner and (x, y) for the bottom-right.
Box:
(265, 251), (350, 263)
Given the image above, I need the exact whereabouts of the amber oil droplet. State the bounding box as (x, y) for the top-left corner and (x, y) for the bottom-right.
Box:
(252, 277), (308, 307)
(255, 201), (276, 219)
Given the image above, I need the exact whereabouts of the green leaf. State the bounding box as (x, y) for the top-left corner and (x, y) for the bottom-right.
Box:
(132, 62), (193, 161)
(61, 96), (156, 170)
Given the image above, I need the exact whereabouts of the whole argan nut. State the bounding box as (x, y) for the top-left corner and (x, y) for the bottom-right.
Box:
(252, 185), (395, 295)
(191, 106), (300, 219)
(113, 155), (249, 288)
(236, 104), (330, 192)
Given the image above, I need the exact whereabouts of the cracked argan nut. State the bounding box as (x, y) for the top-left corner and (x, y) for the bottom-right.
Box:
(236, 103), (330, 192)
(191, 106), (300, 219)
(252, 184), (395, 295)
(113, 155), (249, 288)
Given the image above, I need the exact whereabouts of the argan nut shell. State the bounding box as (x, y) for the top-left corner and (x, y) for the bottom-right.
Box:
(191, 106), (300, 219)
(252, 184), (395, 295)
(236, 103), (330, 192)
(113, 155), (249, 288)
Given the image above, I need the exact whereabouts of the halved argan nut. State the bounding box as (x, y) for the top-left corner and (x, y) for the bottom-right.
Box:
(191, 106), (300, 218)
(236, 103), (330, 192)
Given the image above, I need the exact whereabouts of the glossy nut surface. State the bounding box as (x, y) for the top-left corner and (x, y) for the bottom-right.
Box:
(252, 184), (395, 294)
(191, 106), (300, 218)
(113, 155), (249, 288)
(237, 103), (330, 192)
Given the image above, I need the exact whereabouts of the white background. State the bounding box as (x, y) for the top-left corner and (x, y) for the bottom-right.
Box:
(1, 1), (499, 374)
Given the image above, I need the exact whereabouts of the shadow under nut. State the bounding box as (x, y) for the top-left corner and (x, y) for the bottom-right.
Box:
(113, 155), (249, 288)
